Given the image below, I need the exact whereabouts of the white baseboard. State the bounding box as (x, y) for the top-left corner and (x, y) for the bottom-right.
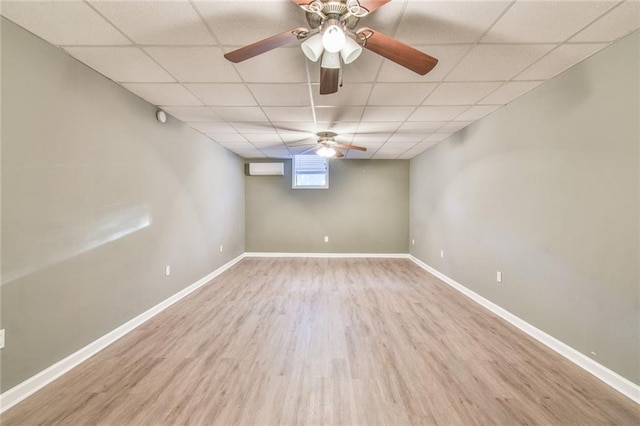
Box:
(408, 255), (640, 404)
(244, 252), (410, 258)
(0, 253), (246, 413)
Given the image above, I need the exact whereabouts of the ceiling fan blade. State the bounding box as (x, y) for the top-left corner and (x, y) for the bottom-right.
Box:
(356, 27), (438, 75)
(334, 149), (345, 158)
(224, 27), (308, 63)
(336, 143), (366, 152)
(357, 0), (392, 14)
(320, 67), (340, 95)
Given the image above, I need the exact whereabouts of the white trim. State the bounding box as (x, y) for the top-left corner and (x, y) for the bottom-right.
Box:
(408, 255), (640, 404)
(0, 253), (246, 413)
(244, 252), (410, 258)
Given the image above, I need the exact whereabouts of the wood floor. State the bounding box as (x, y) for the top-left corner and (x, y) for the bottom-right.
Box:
(3, 258), (639, 425)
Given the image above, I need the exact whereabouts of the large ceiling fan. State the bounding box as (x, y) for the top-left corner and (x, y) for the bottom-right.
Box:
(292, 132), (367, 158)
(224, 0), (438, 95)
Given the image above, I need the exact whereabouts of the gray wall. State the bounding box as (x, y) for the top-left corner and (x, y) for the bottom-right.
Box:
(246, 159), (409, 253)
(1, 19), (245, 391)
(410, 32), (639, 384)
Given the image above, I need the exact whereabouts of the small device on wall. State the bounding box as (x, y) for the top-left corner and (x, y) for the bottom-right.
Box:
(156, 109), (167, 123)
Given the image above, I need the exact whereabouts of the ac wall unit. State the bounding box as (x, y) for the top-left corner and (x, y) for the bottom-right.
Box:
(248, 162), (284, 176)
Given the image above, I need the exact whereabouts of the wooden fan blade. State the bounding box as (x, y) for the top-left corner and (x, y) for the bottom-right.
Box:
(356, 27), (438, 75)
(334, 149), (345, 158)
(224, 27), (307, 63)
(336, 143), (366, 152)
(320, 67), (339, 95)
(357, 0), (391, 13)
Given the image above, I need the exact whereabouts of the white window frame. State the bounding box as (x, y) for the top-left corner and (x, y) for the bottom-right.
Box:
(292, 155), (329, 189)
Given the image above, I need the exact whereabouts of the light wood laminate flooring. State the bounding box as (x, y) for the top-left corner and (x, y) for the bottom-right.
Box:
(3, 258), (639, 425)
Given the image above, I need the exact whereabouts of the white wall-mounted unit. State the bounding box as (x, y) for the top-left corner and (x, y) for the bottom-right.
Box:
(249, 163), (284, 176)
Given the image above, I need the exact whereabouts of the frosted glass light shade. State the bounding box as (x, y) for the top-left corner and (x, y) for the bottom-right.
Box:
(301, 34), (324, 62)
(321, 51), (341, 69)
(322, 25), (346, 53)
(317, 146), (336, 157)
(340, 36), (362, 64)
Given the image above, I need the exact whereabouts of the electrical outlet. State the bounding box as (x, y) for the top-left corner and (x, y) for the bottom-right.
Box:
(412, 239), (415, 245)
(440, 250), (444, 258)
(324, 236), (329, 243)
(497, 271), (502, 283)
(165, 265), (171, 276)
(219, 245), (223, 252)
(0, 329), (5, 349)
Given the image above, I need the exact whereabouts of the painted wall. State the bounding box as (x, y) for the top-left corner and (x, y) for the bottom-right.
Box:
(245, 159), (409, 253)
(1, 19), (245, 391)
(410, 32), (639, 384)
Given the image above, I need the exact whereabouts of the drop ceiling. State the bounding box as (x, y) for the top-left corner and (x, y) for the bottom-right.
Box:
(2, 0), (638, 159)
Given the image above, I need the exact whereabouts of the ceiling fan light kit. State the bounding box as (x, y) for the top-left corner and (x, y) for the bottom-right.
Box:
(224, 0), (439, 97)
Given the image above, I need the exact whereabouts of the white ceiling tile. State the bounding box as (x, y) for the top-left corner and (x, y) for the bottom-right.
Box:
(483, 1), (616, 44)
(423, 82), (502, 105)
(188, 121), (236, 134)
(231, 122), (278, 134)
(408, 106), (467, 122)
(351, 134), (390, 148)
(400, 143), (436, 158)
(315, 107), (364, 123)
(1, 1), (130, 45)
(260, 148), (292, 159)
(397, 121), (447, 133)
(455, 105), (501, 121)
(377, 45), (472, 83)
(164, 106), (220, 122)
(356, 122), (403, 134)
(446, 44), (556, 81)
(359, 0), (407, 36)
(571, 1), (640, 42)
(89, 0), (215, 45)
(439, 121), (473, 132)
(368, 83), (437, 105)
(279, 131), (316, 144)
(207, 134), (247, 144)
(234, 150), (267, 159)
(515, 43), (607, 80)
(424, 133), (454, 143)
(217, 141), (256, 150)
(372, 152), (401, 159)
(273, 122), (318, 133)
(233, 47), (308, 83)
(313, 84), (373, 107)
(249, 84), (311, 107)
(209, 107), (268, 122)
(194, 0), (306, 46)
(122, 83), (202, 106)
(479, 81), (544, 105)
(262, 106), (313, 122)
(388, 134), (425, 144)
(64, 47), (174, 82)
(395, 1), (511, 44)
(185, 84), (257, 106)
(338, 50), (384, 83)
(361, 106), (416, 122)
(145, 46), (240, 82)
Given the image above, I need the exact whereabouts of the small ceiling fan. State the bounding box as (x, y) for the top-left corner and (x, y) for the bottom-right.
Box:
(224, 0), (438, 95)
(293, 132), (367, 158)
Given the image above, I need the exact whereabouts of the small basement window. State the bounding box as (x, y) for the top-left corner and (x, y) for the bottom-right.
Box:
(292, 155), (328, 189)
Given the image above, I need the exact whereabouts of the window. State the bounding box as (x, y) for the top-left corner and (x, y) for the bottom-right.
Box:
(292, 155), (328, 189)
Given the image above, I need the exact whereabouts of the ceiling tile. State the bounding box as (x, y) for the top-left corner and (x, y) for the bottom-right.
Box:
(206, 134), (247, 144)
(233, 150), (267, 159)
(387, 134), (425, 144)
(260, 148), (292, 159)
(423, 82), (502, 105)
(249, 84), (311, 107)
(483, 1), (616, 44)
(184, 83), (257, 106)
(315, 107), (364, 123)
(338, 50), (384, 83)
(446, 44), (556, 81)
(263, 107), (314, 122)
(195, 122), (238, 134)
(279, 131), (316, 144)
(88, 0), (215, 45)
(361, 106), (416, 122)
(439, 121), (473, 132)
(424, 133), (454, 142)
(455, 105), (501, 121)
(1, 1), (130, 45)
(312, 84), (373, 107)
(408, 106), (467, 122)
(377, 45), (472, 83)
(64, 47), (174, 82)
(194, 0), (306, 46)
(209, 107), (268, 122)
(164, 106), (220, 122)
(515, 43), (607, 80)
(122, 83), (202, 106)
(273, 122), (318, 133)
(356, 122), (403, 134)
(233, 47), (308, 83)
(395, 1), (511, 44)
(371, 152), (401, 159)
(244, 134), (284, 144)
(359, 0), (407, 36)
(570, 1), (640, 42)
(400, 143), (436, 158)
(217, 141), (256, 150)
(231, 122), (278, 134)
(397, 121), (447, 133)
(479, 81), (544, 105)
(368, 83), (437, 105)
(145, 46), (240, 82)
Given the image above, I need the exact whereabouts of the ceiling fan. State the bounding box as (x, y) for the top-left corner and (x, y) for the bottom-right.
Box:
(224, 0), (438, 95)
(293, 132), (367, 158)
